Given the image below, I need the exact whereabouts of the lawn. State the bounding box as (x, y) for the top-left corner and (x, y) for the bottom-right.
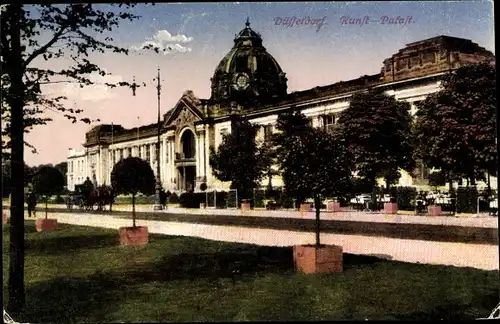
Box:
(2, 221), (499, 322)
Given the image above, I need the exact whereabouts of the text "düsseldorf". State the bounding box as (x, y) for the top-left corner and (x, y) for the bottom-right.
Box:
(274, 16), (327, 33)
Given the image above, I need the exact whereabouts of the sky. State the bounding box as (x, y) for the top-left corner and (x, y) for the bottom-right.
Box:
(19, 1), (495, 166)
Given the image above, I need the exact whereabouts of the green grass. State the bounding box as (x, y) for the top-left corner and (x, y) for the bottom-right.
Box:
(2, 221), (499, 322)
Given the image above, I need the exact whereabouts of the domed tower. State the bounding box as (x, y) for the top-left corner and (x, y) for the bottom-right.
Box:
(210, 18), (288, 109)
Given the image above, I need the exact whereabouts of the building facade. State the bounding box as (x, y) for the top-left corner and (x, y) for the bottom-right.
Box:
(67, 20), (496, 193)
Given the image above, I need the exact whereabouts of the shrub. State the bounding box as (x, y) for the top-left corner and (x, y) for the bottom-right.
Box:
(225, 191), (237, 208)
(456, 187), (478, 214)
(200, 183), (207, 192)
(276, 190), (294, 209)
(389, 186), (417, 211)
(253, 189), (265, 208)
(180, 192), (202, 208)
(264, 188), (279, 200)
(54, 195), (65, 204)
(168, 192), (180, 204)
(215, 191), (227, 208)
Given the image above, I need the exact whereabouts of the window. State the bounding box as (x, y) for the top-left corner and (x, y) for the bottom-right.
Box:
(146, 145), (151, 161)
(263, 125), (273, 142)
(155, 144), (159, 161)
(323, 114), (336, 132)
(308, 118), (314, 127)
(119, 149), (123, 161)
(323, 114), (336, 126)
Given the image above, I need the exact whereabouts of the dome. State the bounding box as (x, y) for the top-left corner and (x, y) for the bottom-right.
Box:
(210, 18), (288, 107)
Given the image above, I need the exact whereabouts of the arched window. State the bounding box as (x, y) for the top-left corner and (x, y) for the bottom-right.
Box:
(181, 130), (196, 159)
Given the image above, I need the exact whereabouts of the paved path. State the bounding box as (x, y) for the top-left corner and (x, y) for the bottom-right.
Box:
(18, 209), (499, 271)
(30, 204), (499, 228)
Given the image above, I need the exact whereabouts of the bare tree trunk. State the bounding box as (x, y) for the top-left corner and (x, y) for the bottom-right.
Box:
(314, 195), (321, 248)
(8, 4), (26, 314)
(45, 197), (48, 219)
(371, 176), (378, 211)
(132, 193), (136, 228)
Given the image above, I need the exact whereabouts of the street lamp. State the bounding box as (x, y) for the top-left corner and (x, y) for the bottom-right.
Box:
(152, 67), (164, 211)
(129, 70), (164, 211)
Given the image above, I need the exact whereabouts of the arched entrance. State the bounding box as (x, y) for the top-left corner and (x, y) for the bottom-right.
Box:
(176, 128), (196, 192)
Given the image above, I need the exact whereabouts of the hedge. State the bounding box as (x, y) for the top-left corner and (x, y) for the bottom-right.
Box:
(389, 186), (418, 211)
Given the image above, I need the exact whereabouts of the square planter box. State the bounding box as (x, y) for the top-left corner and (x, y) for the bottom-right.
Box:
(293, 244), (343, 274)
(428, 205), (442, 216)
(300, 203), (312, 212)
(383, 202), (398, 214)
(36, 218), (57, 232)
(2, 211), (8, 225)
(119, 226), (149, 246)
(327, 201), (341, 212)
(240, 202), (251, 211)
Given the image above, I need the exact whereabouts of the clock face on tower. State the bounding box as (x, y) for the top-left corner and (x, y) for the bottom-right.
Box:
(232, 73), (250, 91)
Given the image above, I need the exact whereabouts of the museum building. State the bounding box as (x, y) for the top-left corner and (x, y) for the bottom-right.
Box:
(67, 20), (495, 193)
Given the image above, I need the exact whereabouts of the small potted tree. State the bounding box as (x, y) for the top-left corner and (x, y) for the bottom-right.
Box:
(33, 166), (64, 232)
(284, 128), (352, 274)
(111, 157), (156, 246)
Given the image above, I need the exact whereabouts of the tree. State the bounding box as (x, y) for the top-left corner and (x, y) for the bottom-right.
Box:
(280, 127), (352, 247)
(257, 139), (279, 196)
(273, 110), (311, 206)
(54, 162), (68, 187)
(32, 165), (64, 218)
(111, 157), (155, 227)
(209, 118), (264, 203)
(336, 89), (415, 208)
(413, 63), (496, 187)
(1, 4), (145, 313)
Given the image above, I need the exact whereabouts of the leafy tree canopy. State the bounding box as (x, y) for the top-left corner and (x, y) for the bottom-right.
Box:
(54, 161), (67, 185)
(32, 165), (64, 196)
(1, 4), (145, 153)
(111, 157), (155, 196)
(280, 126), (352, 201)
(209, 118), (264, 200)
(413, 63), (496, 185)
(336, 89), (415, 187)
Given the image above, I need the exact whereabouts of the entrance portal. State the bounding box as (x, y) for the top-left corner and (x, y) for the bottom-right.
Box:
(177, 166), (196, 192)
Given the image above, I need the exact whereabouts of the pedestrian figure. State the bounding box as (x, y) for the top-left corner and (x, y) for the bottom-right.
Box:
(159, 189), (167, 207)
(27, 191), (37, 218)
